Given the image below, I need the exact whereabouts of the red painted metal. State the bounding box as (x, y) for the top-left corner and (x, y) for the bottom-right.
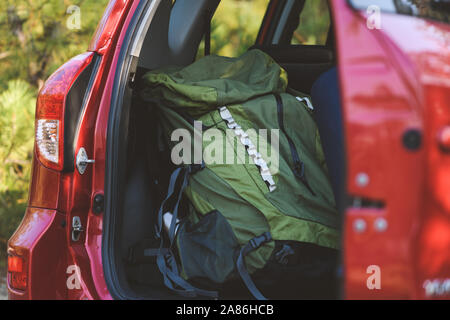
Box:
(7, 0), (450, 300)
(417, 83), (450, 299)
(88, 0), (134, 55)
(66, 0), (143, 300)
(28, 155), (61, 209)
(331, 0), (450, 299)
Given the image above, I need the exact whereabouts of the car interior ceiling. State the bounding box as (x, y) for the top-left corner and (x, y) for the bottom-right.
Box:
(114, 0), (344, 298)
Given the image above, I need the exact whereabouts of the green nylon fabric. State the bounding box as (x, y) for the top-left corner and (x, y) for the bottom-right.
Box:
(142, 49), (339, 282)
(142, 49), (288, 117)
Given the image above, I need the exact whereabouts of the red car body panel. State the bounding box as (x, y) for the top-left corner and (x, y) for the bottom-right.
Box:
(7, 0), (450, 299)
(76, 0), (143, 300)
(331, 1), (450, 299)
(8, 208), (67, 299)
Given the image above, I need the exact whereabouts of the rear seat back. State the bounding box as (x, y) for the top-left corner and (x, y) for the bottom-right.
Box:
(250, 44), (334, 94)
(311, 67), (346, 212)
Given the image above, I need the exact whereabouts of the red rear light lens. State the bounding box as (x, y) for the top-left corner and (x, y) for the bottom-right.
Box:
(35, 52), (93, 171)
(10, 273), (27, 291)
(8, 256), (23, 273)
(7, 255), (27, 291)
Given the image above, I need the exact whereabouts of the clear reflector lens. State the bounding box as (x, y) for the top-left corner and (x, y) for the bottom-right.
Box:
(36, 119), (59, 164)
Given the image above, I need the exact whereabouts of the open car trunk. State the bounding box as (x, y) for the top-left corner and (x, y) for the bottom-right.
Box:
(102, 0), (345, 300)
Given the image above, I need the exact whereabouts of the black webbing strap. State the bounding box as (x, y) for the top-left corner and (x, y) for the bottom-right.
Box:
(156, 249), (219, 298)
(155, 166), (182, 239)
(154, 163), (219, 299)
(127, 241), (169, 264)
(236, 232), (272, 300)
(274, 93), (315, 195)
(204, 10), (211, 56)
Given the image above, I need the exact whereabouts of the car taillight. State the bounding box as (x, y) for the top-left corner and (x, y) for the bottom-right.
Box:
(426, 85), (450, 213)
(35, 52), (93, 171)
(418, 85), (450, 294)
(7, 255), (27, 291)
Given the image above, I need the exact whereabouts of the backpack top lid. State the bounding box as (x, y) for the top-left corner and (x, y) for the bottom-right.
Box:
(141, 49), (288, 116)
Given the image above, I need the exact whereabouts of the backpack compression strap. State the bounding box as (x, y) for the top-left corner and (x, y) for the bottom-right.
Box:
(274, 93), (315, 196)
(236, 232), (272, 300)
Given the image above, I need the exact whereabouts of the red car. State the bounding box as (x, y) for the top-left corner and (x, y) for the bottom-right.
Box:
(6, 0), (450, 300)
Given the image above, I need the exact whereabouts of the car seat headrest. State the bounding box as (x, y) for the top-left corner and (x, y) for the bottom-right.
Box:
(168, 0), (220, 65)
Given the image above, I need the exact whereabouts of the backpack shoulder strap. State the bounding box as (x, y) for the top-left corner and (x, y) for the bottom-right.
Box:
(274, 93), (315, 196)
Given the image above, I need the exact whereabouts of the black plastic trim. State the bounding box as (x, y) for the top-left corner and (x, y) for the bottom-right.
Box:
(256, 0), (289, 45)
(63, 54), (101, 171)
(277, 0), (305, 45)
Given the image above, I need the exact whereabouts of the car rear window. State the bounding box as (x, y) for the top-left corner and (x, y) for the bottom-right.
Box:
(349, 0), (450, 24)
(196, 0), (270, 58)
(291, 0), (331, 45)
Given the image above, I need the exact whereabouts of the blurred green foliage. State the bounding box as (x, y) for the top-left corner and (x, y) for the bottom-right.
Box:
(0, 0), (110, 90)
(292, 0), (330, 45)
(198, 0), (270, 58)
(0, 80), (35, 236)
(196, 0), (330, 58)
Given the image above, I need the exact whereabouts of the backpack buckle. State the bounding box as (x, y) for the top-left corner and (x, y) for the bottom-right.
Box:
(275, 244), (295, 265)
(189, 162), (205, 174)
(249, 232), (272, 249)
(293, 161), (305, 180)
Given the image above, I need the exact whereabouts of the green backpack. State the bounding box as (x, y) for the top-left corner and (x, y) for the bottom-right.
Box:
(139, 49), (340, 299)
